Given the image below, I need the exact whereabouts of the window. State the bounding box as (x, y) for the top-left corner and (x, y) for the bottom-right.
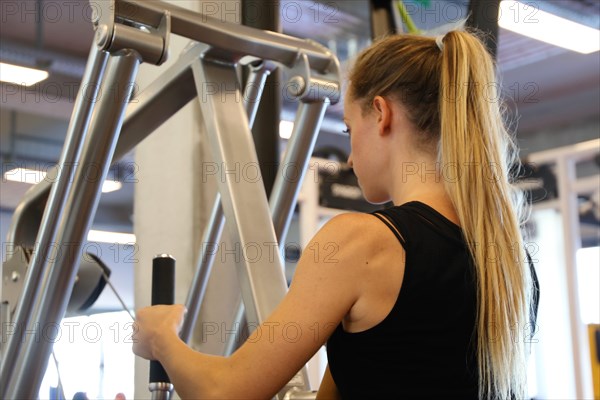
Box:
(39, 311), (134, 400)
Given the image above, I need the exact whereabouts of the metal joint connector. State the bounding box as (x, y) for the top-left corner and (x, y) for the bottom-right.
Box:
(285, 51), (341, 104)
(94, 0), (171, 65)
(149, 382), (174, 400)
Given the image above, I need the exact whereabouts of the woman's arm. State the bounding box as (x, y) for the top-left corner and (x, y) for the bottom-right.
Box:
(133, 213), (384, 399)
(316, 364), (341, 400)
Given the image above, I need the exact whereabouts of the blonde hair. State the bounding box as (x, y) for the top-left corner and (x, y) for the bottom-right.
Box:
(349, 31), (533, 399)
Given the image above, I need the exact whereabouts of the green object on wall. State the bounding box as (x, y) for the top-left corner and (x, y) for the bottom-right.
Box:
(396, 0), (422, 34)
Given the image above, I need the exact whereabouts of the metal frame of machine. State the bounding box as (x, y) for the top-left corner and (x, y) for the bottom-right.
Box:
(0, 2), (340, 398)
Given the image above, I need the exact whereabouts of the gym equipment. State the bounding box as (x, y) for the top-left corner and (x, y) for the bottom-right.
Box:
(1, 247), (111, 318)
(150, 255), (176, 400)
(0, 1), (340, 399)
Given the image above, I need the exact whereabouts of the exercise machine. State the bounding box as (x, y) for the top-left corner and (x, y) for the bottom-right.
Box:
(0, 1), (340, 399)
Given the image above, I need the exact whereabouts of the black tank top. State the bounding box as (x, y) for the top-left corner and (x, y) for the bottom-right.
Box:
(327, 201), (479, 399)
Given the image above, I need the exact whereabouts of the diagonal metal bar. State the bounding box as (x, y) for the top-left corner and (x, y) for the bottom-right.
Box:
(0, 48), (140, 400)
(269, 101), (329, 244)
(180, 61), (269, 344)
(224, 101), (330, 357)
(4, 43), (208, 251)
(191, 57), (288, 325)
(0, 44), (109, 396)
(191, 56), (331, 395)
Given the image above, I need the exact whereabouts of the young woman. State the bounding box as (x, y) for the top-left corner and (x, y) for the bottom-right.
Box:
(133, 29), (539, 399)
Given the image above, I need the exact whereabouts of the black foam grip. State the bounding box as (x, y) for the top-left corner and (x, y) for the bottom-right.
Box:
(149, 255), (175, 384)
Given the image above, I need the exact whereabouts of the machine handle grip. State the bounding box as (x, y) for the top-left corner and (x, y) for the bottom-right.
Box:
(149, 254), (175, 385)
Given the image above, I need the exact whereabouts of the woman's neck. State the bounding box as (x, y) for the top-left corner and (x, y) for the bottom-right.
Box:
(388, 158), (460, 225)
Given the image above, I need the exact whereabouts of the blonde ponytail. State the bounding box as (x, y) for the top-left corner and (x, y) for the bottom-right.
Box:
(348, 30), (534, 399)
(438, 30), (531, 399)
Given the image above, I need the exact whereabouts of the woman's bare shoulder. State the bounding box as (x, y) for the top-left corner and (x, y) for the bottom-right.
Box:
(314, 212), (403, 260)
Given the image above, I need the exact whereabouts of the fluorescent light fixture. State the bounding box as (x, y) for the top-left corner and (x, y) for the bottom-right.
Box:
(279, 120), (294, 139)
(3, 168), (122, 193)
(0, 62), (49, 86)
(100, 180), (122, 193)
(87, 229), (136, 244)
(499, 1), (600, 54)
(3, 168), (45, 185)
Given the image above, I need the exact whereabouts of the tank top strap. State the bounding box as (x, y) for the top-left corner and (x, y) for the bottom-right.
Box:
(371, 211), (407, 247)
(372, 201), (464, 248)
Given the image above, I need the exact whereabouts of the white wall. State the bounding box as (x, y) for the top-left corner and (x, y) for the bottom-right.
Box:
(530, 208), (578, 399)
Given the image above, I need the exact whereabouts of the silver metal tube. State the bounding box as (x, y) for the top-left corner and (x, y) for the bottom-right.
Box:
(243, 63), (270, 128)
(112, 24), (164, 63)
(0, 44), (109, 396)
(0, 301), (9, 358)
(180, 197), (225, 344)
(223, 299), (246, 356)
(180, 65), (266, 344)
(192, 57), (288, 324)
(270, 101), (329, 244)
(3, 43), (207, 250)
(149, 382), (174, 400)
(0, 50), (140, 400)
(117, 0), (335, 70)
(224, 101), (328, 362)
(4, 46), (107, 247)
(116, 42), (208, 160)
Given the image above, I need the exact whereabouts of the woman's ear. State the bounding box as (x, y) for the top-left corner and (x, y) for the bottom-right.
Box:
(372, 96), (392, 136)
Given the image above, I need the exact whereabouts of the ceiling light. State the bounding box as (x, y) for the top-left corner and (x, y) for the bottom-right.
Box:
(499, 1), (600, 54)
(0, 62), (49, 86)
(279, 120), (294, 139)
(3, 168), (44, 185)
(87, 230), (136, 244)
(3, 168), (122, 193)
(100, 180), (122, 193)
